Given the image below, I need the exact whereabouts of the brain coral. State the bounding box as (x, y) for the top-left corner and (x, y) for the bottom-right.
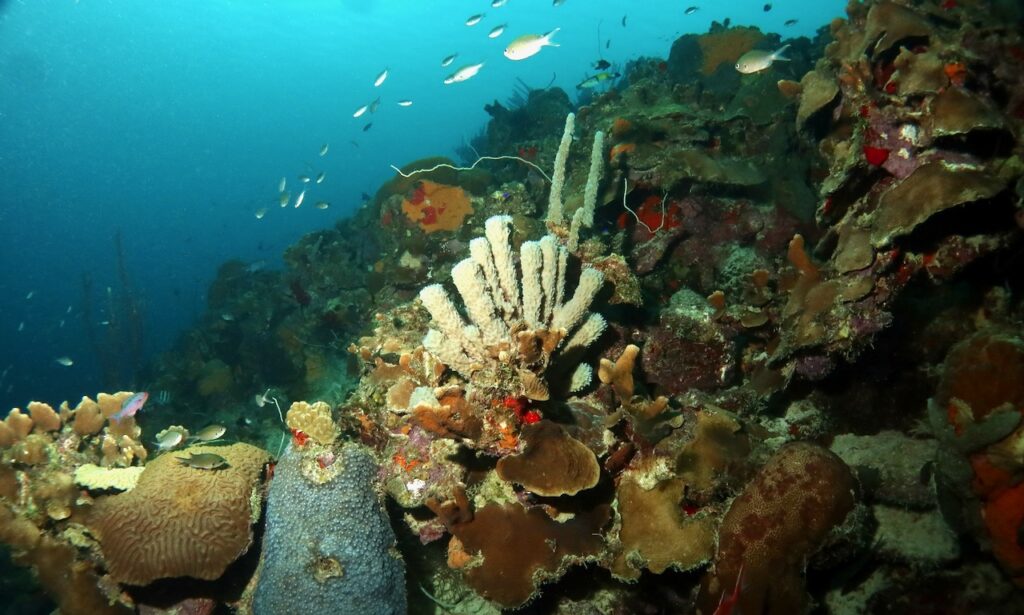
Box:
(252, 442), (406, 615)
(88, 443), (269, 586)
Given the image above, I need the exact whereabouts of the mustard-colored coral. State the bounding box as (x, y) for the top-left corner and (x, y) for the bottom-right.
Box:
(73, 464), (144, 492)
(285, 400), (338, 445)
(697, 27), (764, 75)
(88, 443), (270, 585)
(400, 180), (473, 233)
(27, 402), (61, 432)
(68, 397), (105, 436)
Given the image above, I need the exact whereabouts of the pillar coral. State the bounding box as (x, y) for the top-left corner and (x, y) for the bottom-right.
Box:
(400, 180), (473, 233)
(696, 442), (856, 614)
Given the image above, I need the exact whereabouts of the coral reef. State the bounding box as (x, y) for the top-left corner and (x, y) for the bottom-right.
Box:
(251, 442), (406, 615)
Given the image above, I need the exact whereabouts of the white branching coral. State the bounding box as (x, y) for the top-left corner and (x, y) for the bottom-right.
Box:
(420, 215), (605, 400)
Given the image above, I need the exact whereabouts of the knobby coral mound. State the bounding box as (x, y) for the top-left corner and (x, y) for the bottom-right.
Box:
(285, 400), (338, 445)
(88, 443), (269, 585)
(419, 214), (605, 401)
(252, 442), (406, 615)
(697, 442), (856, 614)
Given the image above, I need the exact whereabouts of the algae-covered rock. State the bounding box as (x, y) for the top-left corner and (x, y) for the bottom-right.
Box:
(658, 149), (766, 188)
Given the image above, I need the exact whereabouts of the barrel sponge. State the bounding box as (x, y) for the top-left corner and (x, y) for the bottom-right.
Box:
(87, 443), (270, 586)
(697, 442), (856, 614)
(252, 442), (406, 615)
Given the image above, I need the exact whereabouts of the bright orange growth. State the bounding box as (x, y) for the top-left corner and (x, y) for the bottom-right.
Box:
(392, 452), (421, 472)
(944, 62), (968, 87)
(609, 142), (636, 161)
(697, 27), (764, 76)
(611, 117), (634, 138)
(400, 180), (473, 233)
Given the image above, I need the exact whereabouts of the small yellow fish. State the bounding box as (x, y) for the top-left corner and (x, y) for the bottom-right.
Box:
(735, 44), (790, 74)
(55, 356), (73, 367)
(177, 452), (229, 470)
(255, 207), (267, 220)
(193, 424), (227, 442)
(503, 28), (560, 61)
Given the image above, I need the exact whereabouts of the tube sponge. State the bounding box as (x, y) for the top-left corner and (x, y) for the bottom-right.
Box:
(252, 442), (406, 615)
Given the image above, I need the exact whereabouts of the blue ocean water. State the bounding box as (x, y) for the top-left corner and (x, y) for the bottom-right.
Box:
(0, 0), (844, 410)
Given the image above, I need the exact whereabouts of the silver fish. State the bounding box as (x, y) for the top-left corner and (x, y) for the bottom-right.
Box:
(444, 62), (485, 85)
(488, 24), (506, 38)
(374, 67), (388, 87)
(255, 207), (267, 220)
(316, 201), (330, 210)
(278, 176), (286, 192)
(465, 13), (484, 26)
(279, 191), (290, 207)
(295, 189), (306, 208)
(319, 143), (329, 156)
(353, 103), (369, 118)
(192, 424), (227, 442)
(315, 171), (326, 184)
(55, 356), (73, 367)
(397, 100), (413, 107)
(441, 53), (458, 67)
(735, 44), (790, 74)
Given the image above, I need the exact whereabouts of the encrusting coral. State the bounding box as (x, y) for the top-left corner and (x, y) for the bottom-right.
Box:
(419, 214), (606, 401)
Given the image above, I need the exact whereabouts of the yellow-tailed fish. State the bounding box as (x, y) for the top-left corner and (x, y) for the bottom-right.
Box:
(374, 67), (388, 87)
(503, 28), (560, 61)
(465, 13), (484, 26)
(576, 71), (620, 89)
(735, 44), (790, 74)
(443, 63), (485, 85)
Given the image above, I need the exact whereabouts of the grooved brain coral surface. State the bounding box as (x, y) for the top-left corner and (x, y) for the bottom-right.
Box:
(88, 443), (270, 585)
(252, 442), (407, 615)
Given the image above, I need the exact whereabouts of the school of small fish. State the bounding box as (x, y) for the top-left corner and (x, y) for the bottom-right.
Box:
(253, 1), (804, 225)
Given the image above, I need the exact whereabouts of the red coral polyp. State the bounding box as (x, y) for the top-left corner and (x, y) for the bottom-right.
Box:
(863, 146), (890, 166)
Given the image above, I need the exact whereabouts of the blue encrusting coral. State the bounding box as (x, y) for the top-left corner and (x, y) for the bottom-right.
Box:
(253, 442), (406, 615)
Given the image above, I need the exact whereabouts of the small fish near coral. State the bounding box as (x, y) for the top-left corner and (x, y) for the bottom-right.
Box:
(177, 451), (229, 470)
(112, 391), (148, 422)
(735, 44), (790, 74)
